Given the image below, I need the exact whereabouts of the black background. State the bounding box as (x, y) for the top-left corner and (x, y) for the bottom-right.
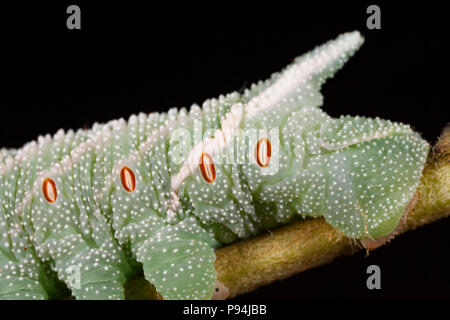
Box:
(1, 2), (448, 299)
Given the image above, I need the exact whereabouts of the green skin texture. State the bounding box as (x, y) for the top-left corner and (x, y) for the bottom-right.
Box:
(0, 31), (428, 300)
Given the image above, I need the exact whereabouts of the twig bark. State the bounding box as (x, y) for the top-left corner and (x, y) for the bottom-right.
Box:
(125, 127), (450, 299)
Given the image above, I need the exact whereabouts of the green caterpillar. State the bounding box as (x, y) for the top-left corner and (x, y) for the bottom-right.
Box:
(0, 31), (428, 300)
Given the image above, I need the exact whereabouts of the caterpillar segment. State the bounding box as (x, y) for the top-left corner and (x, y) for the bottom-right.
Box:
(108, 93), (241, 299)
(0, 129), (91, 299)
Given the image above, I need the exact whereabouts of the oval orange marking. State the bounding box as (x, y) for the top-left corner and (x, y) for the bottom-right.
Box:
(120, 166), (136, 192)
(199, 153), (216, 183)
(255, 138), (271, 168)
(42, 178), (57, 203)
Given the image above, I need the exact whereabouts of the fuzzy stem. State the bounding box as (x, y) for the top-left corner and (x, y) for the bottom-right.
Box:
(125, 127), (450, 299)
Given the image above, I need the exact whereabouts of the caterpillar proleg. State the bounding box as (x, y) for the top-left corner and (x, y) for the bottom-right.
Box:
(0, 31), (429, 300)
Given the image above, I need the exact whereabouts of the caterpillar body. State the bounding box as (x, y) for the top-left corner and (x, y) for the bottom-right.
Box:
(0, 31), (429, 300)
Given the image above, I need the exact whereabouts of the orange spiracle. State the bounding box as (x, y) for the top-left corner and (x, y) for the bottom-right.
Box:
(120, 166), (136, 192)
(42, 178), (57, 203)
(199, 152), (216, 183)
(255, 137), (271, 168)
